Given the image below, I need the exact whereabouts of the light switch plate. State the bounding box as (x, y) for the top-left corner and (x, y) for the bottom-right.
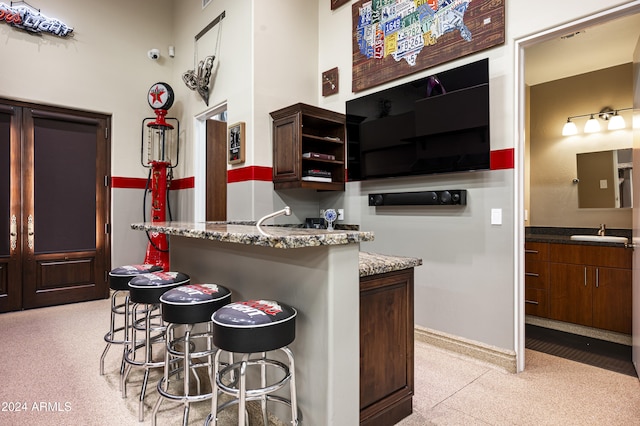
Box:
(491, 208), (502, 225)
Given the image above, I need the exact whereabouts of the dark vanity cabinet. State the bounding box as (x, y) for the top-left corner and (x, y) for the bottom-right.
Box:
(525, 241), (632, 334)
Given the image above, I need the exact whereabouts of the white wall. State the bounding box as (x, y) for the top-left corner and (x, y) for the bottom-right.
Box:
(0, 0), (175, 267)
(4, 0), (638, 355)
(316, 0), (638, 351)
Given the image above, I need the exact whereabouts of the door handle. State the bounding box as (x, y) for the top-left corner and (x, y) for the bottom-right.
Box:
(27, 214), (34, 250)
(10, 215), (17, 251)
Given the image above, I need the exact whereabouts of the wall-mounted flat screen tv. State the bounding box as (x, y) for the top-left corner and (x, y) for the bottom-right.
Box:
(346, 58), (490, 181)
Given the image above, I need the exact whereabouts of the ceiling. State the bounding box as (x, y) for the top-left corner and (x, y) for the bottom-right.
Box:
(525, 12), (640, 86)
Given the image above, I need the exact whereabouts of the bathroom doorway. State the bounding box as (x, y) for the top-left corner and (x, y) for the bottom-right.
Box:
(516, 3), (640, 373)
(194, 104), (228, 222)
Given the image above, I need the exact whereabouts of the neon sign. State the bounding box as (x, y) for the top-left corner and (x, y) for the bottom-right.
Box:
(0, 2), (73, 37)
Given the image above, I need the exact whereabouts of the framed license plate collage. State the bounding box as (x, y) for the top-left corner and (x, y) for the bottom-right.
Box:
(352, 0), (505, 92)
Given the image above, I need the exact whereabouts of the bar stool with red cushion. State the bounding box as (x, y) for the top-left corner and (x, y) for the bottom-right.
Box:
(206, 299), (299, 426)
(100, 264), (163, 378)
(151, 283), (232, 426)
(122, 270), (190, 422)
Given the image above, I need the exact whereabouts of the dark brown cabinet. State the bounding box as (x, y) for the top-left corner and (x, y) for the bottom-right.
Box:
(360, 269), (414, 425)
(524, 242), (550, 317)
(270, 103), (345, 191)
(548, 243), (631, 334)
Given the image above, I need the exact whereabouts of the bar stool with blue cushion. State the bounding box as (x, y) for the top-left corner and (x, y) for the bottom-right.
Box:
(151, 283), (232, 426)
(206, 300), (299, 426)
(122, 271), (190, 422)
(100, 264), (163, 377)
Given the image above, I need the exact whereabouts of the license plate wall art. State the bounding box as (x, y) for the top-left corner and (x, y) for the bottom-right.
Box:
(352, 0), (504, 92)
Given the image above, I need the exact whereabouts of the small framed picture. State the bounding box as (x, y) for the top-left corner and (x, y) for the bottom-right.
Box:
(331, 0), (350, 10)
(228, 121), (245, 165)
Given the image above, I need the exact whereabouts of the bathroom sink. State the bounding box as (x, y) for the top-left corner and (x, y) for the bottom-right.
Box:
(569, 235), (628, 244)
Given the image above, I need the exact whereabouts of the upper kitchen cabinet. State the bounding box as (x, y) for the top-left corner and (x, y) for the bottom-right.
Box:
(270, 103), (345, 191)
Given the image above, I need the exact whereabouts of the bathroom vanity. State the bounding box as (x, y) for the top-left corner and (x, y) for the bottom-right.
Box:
(525, 228), (631, 334)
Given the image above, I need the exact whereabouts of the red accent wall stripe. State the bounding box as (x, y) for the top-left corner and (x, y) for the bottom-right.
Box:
(111, 150), (514, 189)
(227, 166), (272, 183)
(490, 148), (514, 170)
(111, 176), (195, 190)
(169, 176), (195, 190)
(111, 177), (148, 189)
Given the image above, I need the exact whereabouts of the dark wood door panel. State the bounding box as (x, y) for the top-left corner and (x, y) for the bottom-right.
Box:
(37, 254), (95, 290)
(0, 104), (22, 312)
(206, 119), (227, 222)
(0, 100), (110, 312)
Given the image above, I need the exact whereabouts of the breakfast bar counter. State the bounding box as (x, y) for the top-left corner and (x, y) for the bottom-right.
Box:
(133, 221), (367, 425)
(132, 221), (420, 425)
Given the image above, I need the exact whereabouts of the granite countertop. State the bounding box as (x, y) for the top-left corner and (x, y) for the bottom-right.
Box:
(359, 251), (422, 277)
(131, 221), (374, 249)
(525, 226), (631, 247)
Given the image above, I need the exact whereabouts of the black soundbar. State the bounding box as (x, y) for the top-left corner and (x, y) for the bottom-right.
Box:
(368, 190), (467, 206)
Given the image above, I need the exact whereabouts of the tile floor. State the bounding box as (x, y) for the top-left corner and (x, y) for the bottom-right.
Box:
(398, 340), (640, 425)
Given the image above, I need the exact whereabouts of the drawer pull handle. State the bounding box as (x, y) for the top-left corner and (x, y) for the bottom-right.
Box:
(525, 249), (539, 254)
(525, 272), (540, 277)
(525, 300), (539, 305)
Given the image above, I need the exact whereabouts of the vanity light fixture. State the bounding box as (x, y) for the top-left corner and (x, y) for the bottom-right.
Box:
(584, 114), (600, 133)
(561, 106), (632, 136)
(562, 118), (578, 136)
(607, 110), (626, 130)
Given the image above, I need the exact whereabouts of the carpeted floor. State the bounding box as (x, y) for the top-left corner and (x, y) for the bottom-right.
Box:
(525, 324), (637, 377)
(3, 299), (640, 425)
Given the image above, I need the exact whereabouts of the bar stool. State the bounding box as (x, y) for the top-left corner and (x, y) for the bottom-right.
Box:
(207, 300), (299, 426)
(122, 271), (190, 422)
(100, 264), (163, 377)
(151, 283), (232, 426)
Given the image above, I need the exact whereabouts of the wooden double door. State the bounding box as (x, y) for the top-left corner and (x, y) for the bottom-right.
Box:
(0, 100), (111, 312)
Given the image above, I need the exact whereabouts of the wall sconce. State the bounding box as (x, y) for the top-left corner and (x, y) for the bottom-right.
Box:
(562, 106), (632, 136)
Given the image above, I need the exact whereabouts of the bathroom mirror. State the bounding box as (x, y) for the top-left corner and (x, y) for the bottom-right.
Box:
(576, 148), (632, 208)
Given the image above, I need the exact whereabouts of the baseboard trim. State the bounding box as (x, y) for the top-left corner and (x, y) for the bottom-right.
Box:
(414, 325), (517, 373)
(525, 315), (631, 346)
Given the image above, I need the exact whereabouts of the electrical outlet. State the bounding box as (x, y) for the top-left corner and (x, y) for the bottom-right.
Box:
(337, 209), (344, 220)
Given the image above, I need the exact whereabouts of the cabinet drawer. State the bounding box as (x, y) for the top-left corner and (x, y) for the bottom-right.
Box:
(525, 242), (549, 261)
(549, 243), (631, 269)
(525, 260), (549, 290)
(525, 288), (548, 318)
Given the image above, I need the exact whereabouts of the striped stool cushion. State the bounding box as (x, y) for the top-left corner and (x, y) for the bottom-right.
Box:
(109, 264), (163, 290)
(128, 271), (190, 304)
(212, 300), (296, 353)
(160, 284), (232, 324)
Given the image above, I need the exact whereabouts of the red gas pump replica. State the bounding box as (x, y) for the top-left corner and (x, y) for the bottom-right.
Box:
(142, 82), (179, 271)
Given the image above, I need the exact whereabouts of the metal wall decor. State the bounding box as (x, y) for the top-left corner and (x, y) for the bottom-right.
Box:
(183, 56), (214, 105)
(183, 10), (225, 105)
(352, 0), (504, 92)
(0, 1), (73, 37)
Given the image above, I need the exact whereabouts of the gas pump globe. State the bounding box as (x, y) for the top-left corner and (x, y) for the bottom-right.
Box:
(141, 82), (180, 271)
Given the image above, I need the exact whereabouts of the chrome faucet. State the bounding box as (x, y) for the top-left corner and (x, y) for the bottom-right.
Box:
(256, 206), (292, 235)
(598, 224), (606, 236)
